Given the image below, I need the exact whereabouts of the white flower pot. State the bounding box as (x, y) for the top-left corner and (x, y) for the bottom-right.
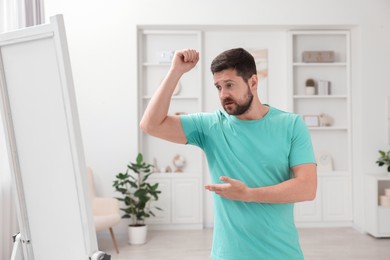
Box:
(305, 86), (316, 95)
(128, 225), (148, 245)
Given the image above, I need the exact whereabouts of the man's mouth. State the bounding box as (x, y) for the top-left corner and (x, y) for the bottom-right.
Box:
(223, 99), (235, 106)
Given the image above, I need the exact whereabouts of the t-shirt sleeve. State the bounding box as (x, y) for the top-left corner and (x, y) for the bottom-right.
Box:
(180, 113), (207, 148)
(289, 116), (317, 167)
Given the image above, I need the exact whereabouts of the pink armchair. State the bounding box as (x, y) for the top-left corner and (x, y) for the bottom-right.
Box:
(86, 167), (121, 254)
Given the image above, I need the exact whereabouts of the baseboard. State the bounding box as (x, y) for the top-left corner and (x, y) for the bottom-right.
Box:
(295, 221), (353, 228)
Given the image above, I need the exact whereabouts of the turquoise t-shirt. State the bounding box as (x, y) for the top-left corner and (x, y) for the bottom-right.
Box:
(180, 106), (316, 260)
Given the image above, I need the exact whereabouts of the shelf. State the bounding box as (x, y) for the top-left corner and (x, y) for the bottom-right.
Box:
(143, 63), (201, 68)
(293, 95), (347, 99)
(290, 31), (352, 225)
(142, 30), (200, 35)
(367, 174), (390, 180)
(139, 28), (203, 176)
(293, 62), (347, 67)
(142, 63), (171, 67)
(317, 170), (350, 177)
(308, 127), (348, 131)
(138, 28), (203, 229)
(143, 96), (200, 100)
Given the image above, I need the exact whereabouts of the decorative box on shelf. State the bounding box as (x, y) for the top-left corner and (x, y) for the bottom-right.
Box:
(303, 51), (335, 63)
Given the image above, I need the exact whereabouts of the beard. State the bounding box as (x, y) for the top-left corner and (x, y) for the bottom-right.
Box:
(222, 87), (254, 116)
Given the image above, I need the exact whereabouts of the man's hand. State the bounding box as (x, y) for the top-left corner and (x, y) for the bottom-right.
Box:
(205, 176), (252, 202)
(170, 49), (199, 75)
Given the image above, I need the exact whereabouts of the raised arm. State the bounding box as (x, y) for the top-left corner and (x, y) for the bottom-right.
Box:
(139, 49), (199, 144)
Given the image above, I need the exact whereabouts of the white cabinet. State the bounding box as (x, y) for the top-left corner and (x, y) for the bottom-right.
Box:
(146, 173), (203, 230)
(138, 29), (204, 229)
(171, 177), (202, 224)
(295, 173), (352, 225)
(365, 174), (390, 237)
(289, 31), (353, 226)
(322, 175), (352, 221)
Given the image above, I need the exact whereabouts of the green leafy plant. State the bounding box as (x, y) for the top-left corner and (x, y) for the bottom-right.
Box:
(376, 150), (390, 172)
(113, 153), (162, 226)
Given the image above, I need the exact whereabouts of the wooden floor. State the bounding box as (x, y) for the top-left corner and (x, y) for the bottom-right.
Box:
(97, 227), (390, 260)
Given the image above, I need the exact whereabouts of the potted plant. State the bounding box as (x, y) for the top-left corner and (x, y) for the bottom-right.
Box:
(305, 78), (316, 95)
(113, 153), (162, 244)
(376, 150), (390, 173)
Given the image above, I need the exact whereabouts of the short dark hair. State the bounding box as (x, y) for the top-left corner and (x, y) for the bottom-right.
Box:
(210, 48), (257, 82)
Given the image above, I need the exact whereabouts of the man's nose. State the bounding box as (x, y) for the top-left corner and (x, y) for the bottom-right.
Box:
(219, 88), (229, 100)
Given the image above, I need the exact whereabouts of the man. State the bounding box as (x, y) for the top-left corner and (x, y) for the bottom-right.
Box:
(140, 48), (317, 259)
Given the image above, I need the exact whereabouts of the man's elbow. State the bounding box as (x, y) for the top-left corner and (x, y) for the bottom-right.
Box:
(300, 181), (317, 202)
(300, 171), (317, 202)
(303, 186), (317, 201)
(306, 190), (317, 201)
(139, 119), (153, 135)
(140, 118), (163, 138)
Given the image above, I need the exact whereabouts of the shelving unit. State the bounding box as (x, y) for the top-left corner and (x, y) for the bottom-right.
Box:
(288, 30), (353, 226)
(365, 174), (390, 237)
(137, 29), (203, 229)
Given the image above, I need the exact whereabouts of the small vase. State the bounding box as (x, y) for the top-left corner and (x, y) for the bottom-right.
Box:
(305, 86), (316, 95)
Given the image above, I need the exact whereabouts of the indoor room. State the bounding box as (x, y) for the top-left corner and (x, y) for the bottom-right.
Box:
(1, 0), (390, 259)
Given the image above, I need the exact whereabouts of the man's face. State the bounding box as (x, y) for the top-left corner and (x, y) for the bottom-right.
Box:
(213, 69), (254, 116)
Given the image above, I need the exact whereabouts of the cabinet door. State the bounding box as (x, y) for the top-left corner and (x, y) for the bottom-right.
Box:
(378, 207), (390, 235)
(294, 181), (322, 222)
(322, 177), (352, 221)
(171, 178), (201, 224)
(146, 179), (171, 224)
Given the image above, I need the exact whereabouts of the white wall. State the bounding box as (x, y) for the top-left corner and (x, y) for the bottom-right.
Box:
(43, 0), (390, 234)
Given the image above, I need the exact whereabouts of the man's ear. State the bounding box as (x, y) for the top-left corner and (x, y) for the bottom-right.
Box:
(249, 74), (258, 90)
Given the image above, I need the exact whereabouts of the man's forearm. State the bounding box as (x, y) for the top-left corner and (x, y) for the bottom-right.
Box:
(246, 177), (317, 204)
